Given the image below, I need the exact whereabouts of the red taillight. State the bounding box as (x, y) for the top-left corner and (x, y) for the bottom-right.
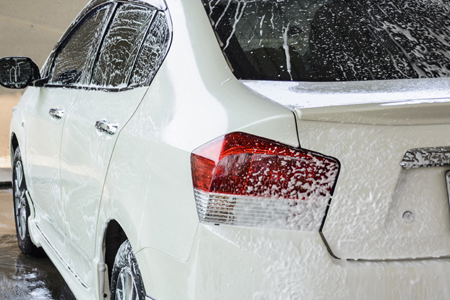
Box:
(191, 132), (340, 231)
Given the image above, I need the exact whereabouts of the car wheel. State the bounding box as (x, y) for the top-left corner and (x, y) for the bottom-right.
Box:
(13, 147), (43, 256)
(110, 239), (146, 300)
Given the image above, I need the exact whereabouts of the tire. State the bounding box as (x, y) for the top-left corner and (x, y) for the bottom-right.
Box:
(110, 240), (146, 300)
(12, 147), (43, 256)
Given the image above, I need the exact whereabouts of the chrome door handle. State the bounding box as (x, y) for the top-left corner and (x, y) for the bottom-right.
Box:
(95, 120), (118, 135)
(49, 108), (64, 119)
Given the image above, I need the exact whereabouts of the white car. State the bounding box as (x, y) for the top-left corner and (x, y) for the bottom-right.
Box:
(1, 0), (450, 299)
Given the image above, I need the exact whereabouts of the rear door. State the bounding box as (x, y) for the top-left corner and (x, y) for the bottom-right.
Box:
(58, 4), (171, 285)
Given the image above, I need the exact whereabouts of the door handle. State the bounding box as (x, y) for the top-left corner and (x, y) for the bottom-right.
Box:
(49, 108), (64, 119)
(95, 120), (118, 135)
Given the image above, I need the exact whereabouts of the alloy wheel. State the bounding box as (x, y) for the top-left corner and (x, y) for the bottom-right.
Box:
(115, 267), (139, 300)
(14, 160), (27, 240)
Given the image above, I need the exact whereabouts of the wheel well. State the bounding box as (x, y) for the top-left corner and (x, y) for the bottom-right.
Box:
(10, 133), (19, 157)
(104, 220), (128, 283)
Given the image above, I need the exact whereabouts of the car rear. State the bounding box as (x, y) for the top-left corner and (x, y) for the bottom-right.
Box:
(172, 0), (450, 298)
(127, 0), (450, 298)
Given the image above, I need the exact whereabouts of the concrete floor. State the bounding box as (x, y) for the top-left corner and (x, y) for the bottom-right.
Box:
(0, 189), (75, 300)
(0, 189), (15, 235)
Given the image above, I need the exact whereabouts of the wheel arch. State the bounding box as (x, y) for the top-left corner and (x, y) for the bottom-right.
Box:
(10, 132), (19, 160)
(103, 219), (128, 284)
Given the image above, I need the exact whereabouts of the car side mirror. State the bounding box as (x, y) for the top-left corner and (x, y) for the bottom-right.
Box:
(0, 57), (41, 89)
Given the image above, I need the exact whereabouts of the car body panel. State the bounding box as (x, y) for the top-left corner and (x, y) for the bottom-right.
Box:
(7, 0), (450, 298)
(241, 78), (450, 111)
(27, 215), (97, 299)
(59, 87), (148, 286)
(295, 99), (450, 126)
(137, 224), (450, 299)
(24, 87), (78, 235)
(296, 117), (450, 260)
(99, 47), (299, 262)
(243, 79), (450, 260)
(10, 87), (37, 166)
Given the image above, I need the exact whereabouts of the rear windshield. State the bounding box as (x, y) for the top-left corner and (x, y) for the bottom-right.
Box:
(201, 0), (450, 81)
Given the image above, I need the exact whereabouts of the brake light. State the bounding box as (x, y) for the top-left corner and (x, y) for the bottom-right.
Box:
(191, 132), (340, 231)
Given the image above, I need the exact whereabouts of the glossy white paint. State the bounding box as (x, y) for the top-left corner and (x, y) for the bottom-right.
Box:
(24, 87), (78, 235)
(137, 224), (450, 299)
(7, 0), (450, 299)
(296, 113), (450, 260)
(10, 87), (34, 167)
(99, 0), (299, 260)
(242, 78), (450, 109)
(60, 87), (148, 286)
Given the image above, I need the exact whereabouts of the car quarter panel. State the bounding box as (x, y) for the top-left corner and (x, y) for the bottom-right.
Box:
(98, 0), (299, 262)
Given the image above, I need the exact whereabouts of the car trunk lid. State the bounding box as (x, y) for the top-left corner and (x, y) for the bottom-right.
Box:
(242, 78), (450, 260)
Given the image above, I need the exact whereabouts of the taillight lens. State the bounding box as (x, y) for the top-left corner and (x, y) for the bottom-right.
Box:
(191, 132), (340, 231)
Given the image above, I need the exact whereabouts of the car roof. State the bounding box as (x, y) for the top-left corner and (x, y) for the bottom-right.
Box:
(72, 0), (167, 32)
(83, 0), (167, 13)
(63, 0), (167, 47)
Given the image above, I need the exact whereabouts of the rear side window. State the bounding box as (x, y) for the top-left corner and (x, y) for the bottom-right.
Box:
(130, 12), (171, 86)
(92, 4), (156, 88)
(202, 0), (450, 81)
(51, 5), (111, 85)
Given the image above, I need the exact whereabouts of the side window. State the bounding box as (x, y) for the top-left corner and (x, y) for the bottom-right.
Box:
(50, 5), (112, 86)
(130, 12), (171, 87)
(92, 4), (156, 88)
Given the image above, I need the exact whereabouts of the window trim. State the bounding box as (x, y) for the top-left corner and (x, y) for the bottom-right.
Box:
(90, 3), (158, 89)
(128, 9), (173, 88)
(125, 8), (158, 87)
(46, 3), (117, 88)
(42, 0), (173, 92)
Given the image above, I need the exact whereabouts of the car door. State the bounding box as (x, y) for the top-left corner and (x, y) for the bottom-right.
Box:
(58, 3), (169, 285)
(25, 4), (114, 252)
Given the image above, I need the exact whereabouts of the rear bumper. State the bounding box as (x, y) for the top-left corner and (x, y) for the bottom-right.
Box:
(136, 224), (450, 299)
